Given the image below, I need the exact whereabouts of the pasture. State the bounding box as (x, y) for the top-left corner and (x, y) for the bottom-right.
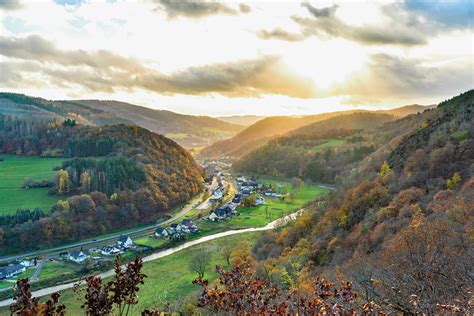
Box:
(0, 154), (64, 215)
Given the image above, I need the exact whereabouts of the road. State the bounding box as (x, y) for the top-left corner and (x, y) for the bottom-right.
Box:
(30, 258), (46, 282)
(0, 209), (304, 307)
(0, 193), (206, 264)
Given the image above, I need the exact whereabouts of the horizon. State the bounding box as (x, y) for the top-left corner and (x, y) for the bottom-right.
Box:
(0, 0), (472, 116)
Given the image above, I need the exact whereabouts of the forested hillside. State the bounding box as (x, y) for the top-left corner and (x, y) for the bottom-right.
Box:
(233, 113), (397, 181)
(248, 90), (473, 314)
(0, 116), (204, 253)
(0, 93), (242, 148)
(200, 106), (430, 159)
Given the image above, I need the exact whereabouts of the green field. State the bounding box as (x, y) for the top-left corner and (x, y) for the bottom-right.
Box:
(199, 178), (326, 234)
(312, 139), (346, 151)
(0, 154), (65, 215)
(41, 232), (261, 314)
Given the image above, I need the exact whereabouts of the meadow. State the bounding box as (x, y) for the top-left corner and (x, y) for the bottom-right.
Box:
(40, 232), (262, 314)
(312, 139), (346, 151)
(0, 154), (64, 215)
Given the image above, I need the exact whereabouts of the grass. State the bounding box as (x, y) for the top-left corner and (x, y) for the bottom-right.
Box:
(39, 260), (79, 280)
(42, 232), (262, 314)
(312, 139), (346, 151)
(134, 236), (166, 248)
(0, 154), (65, 215)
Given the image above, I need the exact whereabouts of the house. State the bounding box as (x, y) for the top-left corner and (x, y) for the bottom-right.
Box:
(208, 212), (219, 221)
(0, 264), (26, 279)
(155, 227), (169, 238)
(181, 218), (193, 228)
(117, 235), (133, 249)
(255, 196), (265, 206)
(232, 194), (242, 204)
(101, 246), (120, 256)
(242, 188), (252, 196)
(69, 250), (89, 263)
(19, 259), (35, 268)
(170, 223), (179, 232)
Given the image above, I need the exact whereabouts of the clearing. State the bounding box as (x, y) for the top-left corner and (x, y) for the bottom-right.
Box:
(0, 154), (64, 215)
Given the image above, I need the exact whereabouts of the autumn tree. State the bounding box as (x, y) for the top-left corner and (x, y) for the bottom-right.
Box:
(56, 170), (72, 195)
(80, 170), (91, 193)
(447, 172), (462, 190)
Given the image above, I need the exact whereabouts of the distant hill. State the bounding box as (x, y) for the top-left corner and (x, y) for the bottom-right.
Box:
(200, 104), (427, 159)
(217, 115), (267, 126)
(233, 112), (397, 179)
(0, 93), (243, 148)
(383, 104), (434, 117)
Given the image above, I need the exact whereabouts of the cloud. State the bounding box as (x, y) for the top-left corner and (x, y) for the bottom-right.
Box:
(331, 54), (474, 103)
(0, 35), (315, 98)
(156, 0), (240, 18)
(301, 2), (337, 18)
(257, 28), (305, 42)
(0, 0), (22, 10)
(260, 1), (472, 46)
(293, 2), (428, 46)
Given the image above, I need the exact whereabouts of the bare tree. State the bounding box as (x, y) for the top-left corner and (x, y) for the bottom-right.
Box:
(189, 248), (212, 278)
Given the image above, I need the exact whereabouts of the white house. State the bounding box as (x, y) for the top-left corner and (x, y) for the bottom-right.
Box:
(117, 235), (133, 249)
(19, 259), (35, 268)
(0, 264), (26, 279)
(155, 227), (169, 238)
(69, 250), (89, 263)
(101, 246), (121, 256)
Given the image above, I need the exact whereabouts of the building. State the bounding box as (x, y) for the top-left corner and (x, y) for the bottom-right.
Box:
(155, 227), (169, 238)
(101, 246), (121, 256)
(117, 235), (133, 249)
(0, 264), (26, 279)
(69, 250), (89, 263)
(19, 259), (36, 268)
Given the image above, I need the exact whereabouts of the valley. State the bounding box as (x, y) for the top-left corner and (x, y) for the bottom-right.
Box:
(0, 90), (472, 314)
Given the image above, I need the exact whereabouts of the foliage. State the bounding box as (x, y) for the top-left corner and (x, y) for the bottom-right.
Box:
(193, 264), (383, 314)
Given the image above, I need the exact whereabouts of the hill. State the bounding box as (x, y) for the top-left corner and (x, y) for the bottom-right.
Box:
(250, 90), (473, 314)
(216, 115), (267, 126)
(200, 105), (432, 160)
(0, 116), (204, 254)
(0, 93), (243, 148)
(233, 112), (397, 180)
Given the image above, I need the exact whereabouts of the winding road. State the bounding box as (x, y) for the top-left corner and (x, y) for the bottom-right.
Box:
(0, 209), (304, 307)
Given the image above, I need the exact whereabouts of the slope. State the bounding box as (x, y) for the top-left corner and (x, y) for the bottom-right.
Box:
(0, 93), (243, 148)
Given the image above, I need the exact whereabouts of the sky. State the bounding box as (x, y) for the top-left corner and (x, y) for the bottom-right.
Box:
(0, 0), (472, 117)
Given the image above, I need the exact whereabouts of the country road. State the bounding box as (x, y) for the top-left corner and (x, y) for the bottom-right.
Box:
(0, 193), (206, 264)
(0, 209), (304, 308)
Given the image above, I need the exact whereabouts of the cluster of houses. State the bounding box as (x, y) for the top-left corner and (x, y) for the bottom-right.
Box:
(155, 218), (199, 240)
(62, 235), (135, 264)
(0, 259), (36, 280)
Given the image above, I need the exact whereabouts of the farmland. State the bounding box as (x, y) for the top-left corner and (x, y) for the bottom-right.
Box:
(0, 154), (64, 215)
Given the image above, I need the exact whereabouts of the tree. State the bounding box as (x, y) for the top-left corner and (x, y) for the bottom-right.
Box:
(10, 279), (66, 315)
(56, 170), (72, 195)
(80, 171), (91, 193)
(447, 172), (462, 190)
(221, 245), (233, 266)
(192, 265), (383, 315)
(291, 177), (304, 190)
(243, 195), (256, 207)
(189, 249), (211, 278)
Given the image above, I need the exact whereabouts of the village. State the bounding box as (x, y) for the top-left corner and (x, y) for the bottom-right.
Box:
(0, 170), (297, 290)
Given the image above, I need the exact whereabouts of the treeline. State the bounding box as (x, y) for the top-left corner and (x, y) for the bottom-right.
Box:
(0, 116), (204, 253)
(250, 90), (474, 314)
